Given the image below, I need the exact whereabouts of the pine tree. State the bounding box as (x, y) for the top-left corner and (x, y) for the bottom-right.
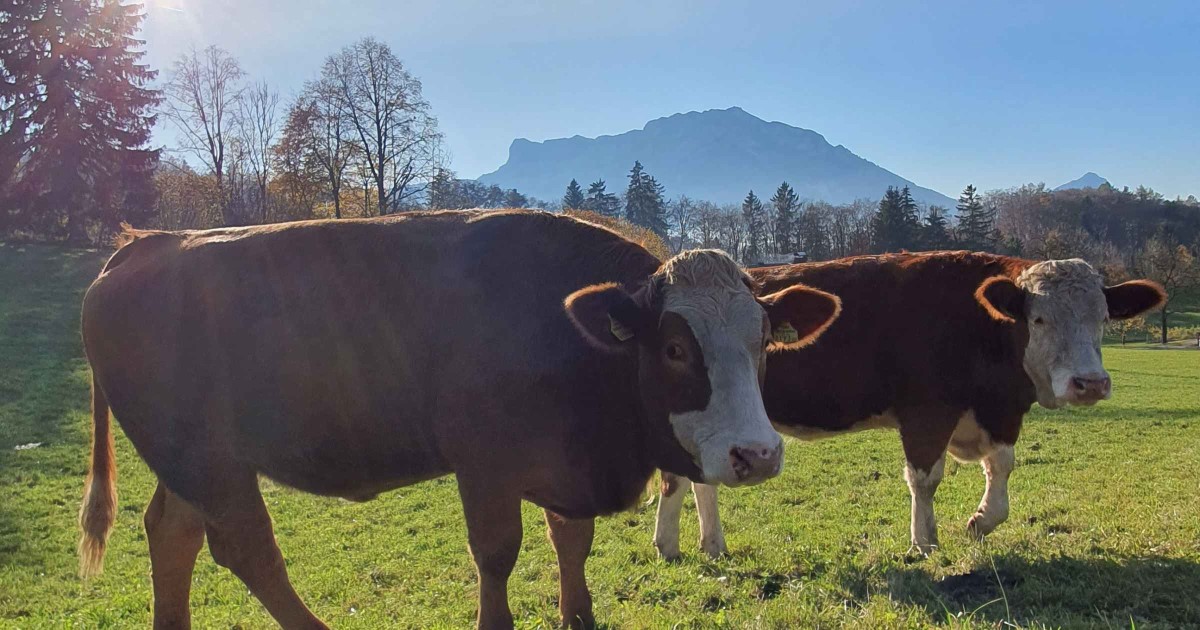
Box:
(4, 0), (160, 241)
(921, 205), (951, 250)
(562, 179), (585, 210)
(771, 182), (799, 254)
(623, 161), (668, 236)
(584, 179), (620, 217)
(742, 190), (767, 263)
(955, 184), (998, 251)
(871, 186), (920, 252)
(428, 168), (461, 209)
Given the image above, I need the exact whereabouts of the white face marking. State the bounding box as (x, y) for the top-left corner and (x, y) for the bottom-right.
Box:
(665, 287), (783, 487)
(1018, 260), (1111, 408)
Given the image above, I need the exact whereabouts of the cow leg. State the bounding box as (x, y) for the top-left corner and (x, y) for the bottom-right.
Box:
(545, 511), (595, 629)
(144, 483), (205, 630)
(899, 414), (955, 555)
(693, 483), (727, 558)
(904, 453), (944, 554)
(967, 444), (1015, 539)
(203, 477), (327, 629)
(459, 479), (522, 630)
(653, 472), (687, 560)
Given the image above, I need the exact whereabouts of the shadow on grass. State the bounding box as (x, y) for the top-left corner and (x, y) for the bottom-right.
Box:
(864, 554), (1200, 627)
(0, 243), (108, 567)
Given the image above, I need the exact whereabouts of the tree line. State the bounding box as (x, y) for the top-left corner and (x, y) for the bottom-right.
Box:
(541, 164), (1199, 340)
(2, 1), (468, 241)
(2, 1), (1197, 335)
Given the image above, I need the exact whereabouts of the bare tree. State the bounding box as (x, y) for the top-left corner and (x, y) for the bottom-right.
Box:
(1136, 237), (1199, 344)
(324, 38), (442, 215)
(161, 46), (245, 224)
(716, 203), (746, 261)
(301, 77), (356, 219)
(668, 195), (696, 253)
(238, 81), (280, 223)
(694, 200), (722, 249)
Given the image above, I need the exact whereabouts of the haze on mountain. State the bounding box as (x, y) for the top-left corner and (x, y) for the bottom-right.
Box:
(1054, 172), (1110, 191)
(478, 107), (955, 208)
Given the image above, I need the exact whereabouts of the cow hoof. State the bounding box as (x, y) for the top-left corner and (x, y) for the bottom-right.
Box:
(655, 542), (682, 562)
(564, 611), (596, 630)
(906, 542), (938, 558)
(967, 513), (987, 541)
(701, 536), (727, 559)
(967, 510), (1004, 541)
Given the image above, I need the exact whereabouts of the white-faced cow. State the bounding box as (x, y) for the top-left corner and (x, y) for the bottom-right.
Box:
(653, 252), (1165, 559)
(77, 210), (842, 629)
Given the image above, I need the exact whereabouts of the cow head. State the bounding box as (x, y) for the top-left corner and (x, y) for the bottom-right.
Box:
(975, 259), (1165, 409)
(565, 249), (841, 486)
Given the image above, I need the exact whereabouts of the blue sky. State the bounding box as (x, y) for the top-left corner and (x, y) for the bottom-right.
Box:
(141, 0), (1199, 199)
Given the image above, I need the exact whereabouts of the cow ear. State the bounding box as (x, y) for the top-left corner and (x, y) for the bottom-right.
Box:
(564, 282), (643, 352)
(975, 275), (1026, 324)
(1104, 280), (1166, 320)
(759, 284), (841, 350)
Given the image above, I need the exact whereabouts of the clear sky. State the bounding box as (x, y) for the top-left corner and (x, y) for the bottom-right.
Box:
(140, 0), (1199, 199)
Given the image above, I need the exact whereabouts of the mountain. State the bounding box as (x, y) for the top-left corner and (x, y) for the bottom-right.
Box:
(1054, 172), (1109, 191)
(477, 107), (956, 208)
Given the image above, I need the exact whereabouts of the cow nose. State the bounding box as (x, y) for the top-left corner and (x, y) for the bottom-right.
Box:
(729, 442), (784, 485)
(1071, 374), (1111, 401)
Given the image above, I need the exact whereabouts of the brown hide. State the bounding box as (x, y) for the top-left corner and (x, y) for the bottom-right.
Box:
(82, 211), (694, 520)
(752, 251), (1036, 469)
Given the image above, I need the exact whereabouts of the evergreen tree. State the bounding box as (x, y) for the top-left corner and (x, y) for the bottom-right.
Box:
(955, 184), (998, 250)
(623, 161), (668, 236)
(428, 168), (461, 209)
(796, 204), (831, 261)
(584, 179), (620, 217)
(3, 0), (160, 241)
(562, 179), (585, 210)
(742, 190), (767, 263)
(871, 186), (920, 252)
(771, 182), (799, 253)
(502, 188), (528, 208)
(920, 205), (951, 250)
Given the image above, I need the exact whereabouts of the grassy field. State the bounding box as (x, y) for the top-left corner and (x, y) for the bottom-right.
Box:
(1, 242), (1198, 629)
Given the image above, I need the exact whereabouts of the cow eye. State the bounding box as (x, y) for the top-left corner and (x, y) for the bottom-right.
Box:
(1033, 317), (1045, 325)
(665, 342), (685, 361)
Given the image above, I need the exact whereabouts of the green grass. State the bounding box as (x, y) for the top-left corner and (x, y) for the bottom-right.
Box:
(1, 242), (1198, 629)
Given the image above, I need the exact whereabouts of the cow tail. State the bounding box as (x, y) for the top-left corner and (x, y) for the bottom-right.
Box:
(79, 373), (117, 578)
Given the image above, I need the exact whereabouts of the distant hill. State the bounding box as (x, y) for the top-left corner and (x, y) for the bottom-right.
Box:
(1054, 172), (1109, 191)
(477, 107), (955, 208)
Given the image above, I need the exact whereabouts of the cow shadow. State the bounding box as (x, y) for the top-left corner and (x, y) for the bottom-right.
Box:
(843, 553), (1200, 627)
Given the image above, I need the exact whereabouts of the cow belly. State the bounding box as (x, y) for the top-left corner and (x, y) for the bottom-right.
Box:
(947, 410), (996, 462)
(237, 413), (451, 500)
(775, 411), (900, 441)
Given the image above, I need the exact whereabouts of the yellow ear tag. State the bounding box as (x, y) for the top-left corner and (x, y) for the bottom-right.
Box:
(772, 321), (799, 344)
(609, 315), (635, 342)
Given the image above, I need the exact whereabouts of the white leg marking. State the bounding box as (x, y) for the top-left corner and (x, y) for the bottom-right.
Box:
(653, 478), (688, 561)
(693, 483), (726, 558)
(968, 444), (1014, 540)
(905, 454), (944, 554)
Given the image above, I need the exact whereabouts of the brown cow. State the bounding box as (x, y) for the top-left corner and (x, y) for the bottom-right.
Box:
(77, 210), (842, 629)
(654, 251), (1165, 559)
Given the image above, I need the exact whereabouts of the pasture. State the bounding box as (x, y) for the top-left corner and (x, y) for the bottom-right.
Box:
(1, 242), (1198, 629)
